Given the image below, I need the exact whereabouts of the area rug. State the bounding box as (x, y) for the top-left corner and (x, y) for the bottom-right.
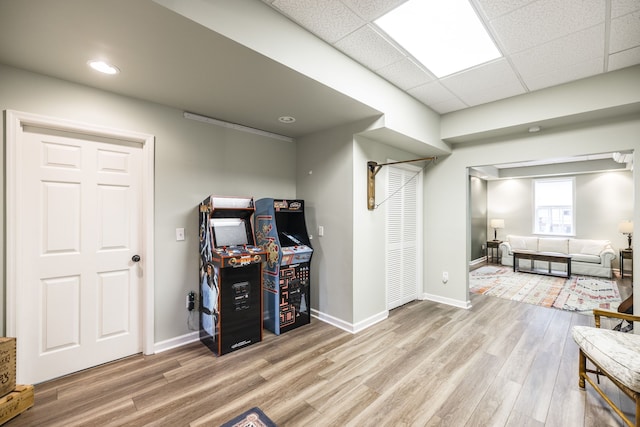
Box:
(220, 407), (276, 427)
(469, 266), (621, 314)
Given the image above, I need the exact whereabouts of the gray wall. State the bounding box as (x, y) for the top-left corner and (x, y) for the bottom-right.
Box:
(0, 64), (296, 341)
(295, 118), (420, 327)
(469, 176), (488, 261)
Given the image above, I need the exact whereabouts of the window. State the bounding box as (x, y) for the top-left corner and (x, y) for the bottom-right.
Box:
(533, 178), (575, 235)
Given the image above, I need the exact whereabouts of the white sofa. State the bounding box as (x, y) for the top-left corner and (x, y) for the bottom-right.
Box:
(498, 235), (617, 278)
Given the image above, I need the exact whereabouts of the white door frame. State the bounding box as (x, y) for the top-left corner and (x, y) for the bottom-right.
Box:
(5, 110), (155, 361)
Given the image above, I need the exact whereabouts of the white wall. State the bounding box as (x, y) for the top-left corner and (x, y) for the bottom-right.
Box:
(424, 116), (640, 307)
(0, 64), (296, 341)
(488, 171), (634, 263)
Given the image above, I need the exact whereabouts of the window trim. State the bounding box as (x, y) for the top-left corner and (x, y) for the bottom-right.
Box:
(532, 177), (576, 237)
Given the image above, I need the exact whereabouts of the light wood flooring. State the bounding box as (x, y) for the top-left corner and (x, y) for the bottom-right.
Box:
(8, 271), (634, 426)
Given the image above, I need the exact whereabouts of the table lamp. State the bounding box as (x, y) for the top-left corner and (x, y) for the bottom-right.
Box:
(490, 219), (504, 241)
(619, 220), (633, 249)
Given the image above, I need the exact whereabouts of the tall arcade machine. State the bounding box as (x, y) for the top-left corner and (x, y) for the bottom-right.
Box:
(254, 199), (313, 335)
(199, 196), (266, 356)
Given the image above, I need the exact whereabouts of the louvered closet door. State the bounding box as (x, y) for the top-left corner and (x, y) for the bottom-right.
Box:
(386, 164), (422, 310)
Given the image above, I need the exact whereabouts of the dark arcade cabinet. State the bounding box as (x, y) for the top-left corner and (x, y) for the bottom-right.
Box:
(199, 196), (266, 356)
(254, 199), (313, 335)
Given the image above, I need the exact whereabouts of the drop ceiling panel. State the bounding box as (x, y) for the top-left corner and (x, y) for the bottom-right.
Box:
(271, 0), (364, 43)
(334, 24), (405, 71)
(473, 0), (536, 21)
(341, 0), (407, 21)
(609, 46), (640, 70)
(612, 0), (640, 18)
(522, 57), (604, 91)
(441, 59), (526, 106)
(609, 10), (640, 53)
(489, 0), (604, 54)
(376, 58), (434, 91)
(511, 25), (605, 86)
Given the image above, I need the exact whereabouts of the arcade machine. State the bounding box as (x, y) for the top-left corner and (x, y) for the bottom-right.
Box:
(254, 198), (313, 335)
(199, 196), (266, 356)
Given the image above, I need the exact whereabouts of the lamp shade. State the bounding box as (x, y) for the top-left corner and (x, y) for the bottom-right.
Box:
(619, 221), (633, 234)
(490, 219), (505, 229)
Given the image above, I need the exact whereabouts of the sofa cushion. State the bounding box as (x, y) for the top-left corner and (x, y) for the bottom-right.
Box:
(508, 235), (538, 251)
(569, 253), (601, 263)
(569, 239), (609, 255)
(572, 325), (640, 392)
(538, 237), (568, 254)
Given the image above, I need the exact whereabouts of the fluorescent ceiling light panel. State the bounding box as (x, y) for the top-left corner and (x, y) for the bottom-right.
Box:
(375, 0), (501, 78)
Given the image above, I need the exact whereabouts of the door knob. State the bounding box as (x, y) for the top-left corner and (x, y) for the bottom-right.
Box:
(132, 255), (141, 262)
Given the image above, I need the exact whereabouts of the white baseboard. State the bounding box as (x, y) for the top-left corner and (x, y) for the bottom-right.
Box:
(422, 292), (472, 309)
(469, 257), (487, 266)
(154, 330), (199, 353)
(153, 307), (399, 353)
(311, 308), (388, 334)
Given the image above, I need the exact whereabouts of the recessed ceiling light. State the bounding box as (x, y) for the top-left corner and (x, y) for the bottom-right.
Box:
(278, 116), (296, 123)
(87, 60), (120, 75)
(375, 0), (501, 78)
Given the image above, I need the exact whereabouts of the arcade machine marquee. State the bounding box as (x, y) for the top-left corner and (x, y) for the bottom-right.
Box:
(254, 199), (313, 335)
(199, 196), (266, 355)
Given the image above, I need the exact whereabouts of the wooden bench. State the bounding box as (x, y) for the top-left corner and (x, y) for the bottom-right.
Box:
(512, 250), (572, 278)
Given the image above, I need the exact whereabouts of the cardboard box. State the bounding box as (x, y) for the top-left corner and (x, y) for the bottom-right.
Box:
(0, 385), (34, 425)
(0, 339), (16, 398)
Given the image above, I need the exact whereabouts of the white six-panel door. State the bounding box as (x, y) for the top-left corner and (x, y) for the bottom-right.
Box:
(7, 112), (153, 385)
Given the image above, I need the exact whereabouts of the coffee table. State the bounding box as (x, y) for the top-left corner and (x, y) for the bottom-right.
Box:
(513, 250), (572, 278)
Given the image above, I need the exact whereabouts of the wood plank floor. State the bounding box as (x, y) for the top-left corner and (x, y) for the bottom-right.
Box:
(8, 272), (634, 426)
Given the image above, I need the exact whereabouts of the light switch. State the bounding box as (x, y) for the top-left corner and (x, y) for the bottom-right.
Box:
(318, 225), (324, 237)
(176, 228), (185, 241)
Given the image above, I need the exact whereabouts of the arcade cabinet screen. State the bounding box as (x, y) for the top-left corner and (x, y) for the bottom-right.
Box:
(211, 218), (249, 247)
(279, 231), (304, 247)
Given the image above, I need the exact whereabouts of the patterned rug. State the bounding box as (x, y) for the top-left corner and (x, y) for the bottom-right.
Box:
(469, 266), (621, 314)
(220, 407), (276, 427)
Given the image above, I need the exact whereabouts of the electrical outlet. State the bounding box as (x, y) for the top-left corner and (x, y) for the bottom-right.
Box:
(187, 291), (195, 311)
(176, 228), (185, 241)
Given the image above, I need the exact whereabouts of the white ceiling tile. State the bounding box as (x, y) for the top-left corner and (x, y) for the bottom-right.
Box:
(490, 0), (605, 54)
(376, 58), (434, 90)
(462, 80), (526, 106)
(440, 59), (526, 105)
(341, 0), (408, 21)
(473, 0), (536, 21)
(522, 57), (603, 91)
(609, 10), (640, 53)
(510, 25), (605, 83)
(408, 81), (460, 105)
(334, 24), (405, 70)
(611, 0), (640, 18)
(430, 98), (470, 114)
(608, 46), (640, 70)
(272, 0), (364, 43)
